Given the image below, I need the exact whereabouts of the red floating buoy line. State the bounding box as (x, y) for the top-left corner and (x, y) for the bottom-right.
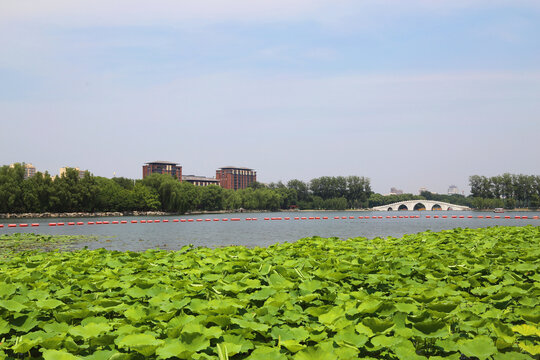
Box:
(1, 213), (538, 229)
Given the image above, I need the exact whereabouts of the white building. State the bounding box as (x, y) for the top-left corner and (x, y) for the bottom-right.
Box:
(10, 163), (36, 179)
(59, 167), (87, 179)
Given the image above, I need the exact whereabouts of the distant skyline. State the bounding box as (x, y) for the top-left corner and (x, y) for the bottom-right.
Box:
(0, 161), (505, 197)
(1, 1), (539, 195)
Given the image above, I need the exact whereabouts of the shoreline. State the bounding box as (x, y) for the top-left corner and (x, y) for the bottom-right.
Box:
(0, 209), (273, 219)
(0, 208), (536, 219)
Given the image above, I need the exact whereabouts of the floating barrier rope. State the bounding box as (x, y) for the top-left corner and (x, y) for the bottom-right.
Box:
(0, 214), (538, 228)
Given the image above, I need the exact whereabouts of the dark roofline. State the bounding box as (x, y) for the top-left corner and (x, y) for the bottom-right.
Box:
(218, 166), (255, 171)
(183, 175), (219, 181)
(144, 161), (180, 165)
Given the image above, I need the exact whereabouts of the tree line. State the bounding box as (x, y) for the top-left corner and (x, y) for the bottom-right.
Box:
(469, 174), (540, 209)
(2, 164), (537, 213)
(0, 164), (373, 214)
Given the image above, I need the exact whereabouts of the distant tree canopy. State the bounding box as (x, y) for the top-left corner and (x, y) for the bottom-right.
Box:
(469, 174), (540, 209)
(2, 164), (537, 213)
(0, 164), (375, 213)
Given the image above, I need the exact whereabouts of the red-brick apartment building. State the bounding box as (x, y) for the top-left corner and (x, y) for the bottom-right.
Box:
(216, 166), (256, 190)
(142, 161), (182, 180)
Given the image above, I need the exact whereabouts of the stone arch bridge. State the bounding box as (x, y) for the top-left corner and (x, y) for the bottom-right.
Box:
(372, 200), (470, 211)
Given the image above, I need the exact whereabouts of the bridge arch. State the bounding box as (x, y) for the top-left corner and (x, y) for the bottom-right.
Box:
(431, 204), (442, 211)
(413, 203), (426, 211)
(387, 207), (392, 211)
(398, 204), (408, 211)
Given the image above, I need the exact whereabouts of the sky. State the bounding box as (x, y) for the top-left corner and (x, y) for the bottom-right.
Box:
(1, 0), (539, 195)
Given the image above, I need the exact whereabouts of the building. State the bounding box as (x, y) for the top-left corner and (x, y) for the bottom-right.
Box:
(448, 185), (460, 195)
(10, 163), (36, 179)
(142, 161), (182, 181)
(182, 175), (220, 187)
(216, 166), (256, 190)
(59, 167), (87, 179)
(390, 187), (403, 195)
(24, 163), (36, 179)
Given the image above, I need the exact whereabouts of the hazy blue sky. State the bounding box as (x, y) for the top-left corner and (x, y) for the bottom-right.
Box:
(1, 0), (539, 194)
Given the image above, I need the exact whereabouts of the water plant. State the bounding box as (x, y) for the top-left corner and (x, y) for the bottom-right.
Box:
(0, 233), (96, 255)
(0, 226), (538, 359)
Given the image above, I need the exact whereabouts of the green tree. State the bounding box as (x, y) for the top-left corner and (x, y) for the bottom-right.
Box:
(346, 176), (371, 208)
(368, 193), (386, 207)
(276, 187), (297, 209)
(131, 182), (160, 211)
(311, 195), (324, 209)
(197, 185), (224, 211)
(25, 172), (54, 212)
(50, 168), (84, 212)
(142, 173), (181, 211)
(324, 197), (348, 210)
(94, 177), (127, 211)
(500, 173), (514, 199)
(287, 179), (310, 202)
(223, 189), (242, 210)
(469, 175), (483, 198)
(247, 181), (267, 190)
(239, 188), (257, 209)
(0, 164), (25, 213)
(112, 177), (135, 190)
(175, 182), (198, 213)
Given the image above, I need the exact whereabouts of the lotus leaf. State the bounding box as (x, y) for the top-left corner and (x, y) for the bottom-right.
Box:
(356, 299), (383, 314)
(0, 226), (537, 359)
(82, 350), (119, 360)
(333, 329), (368, 347)
(518, 341), (540, 355)
(362, 317), (394, 334)
(249, 287), (277, 300)
(271, 326), (310, 342)
(413, 320), (449, 338)
(458, 335), (498, 360)
(298, 280), (324, 294)
(231, 318), (270, 333)
(42, 349), (81, 359)
(0, 299), (25, 312)
(293, 344), (338, 360)
(512, 324), (540, 337)
(69, 322), (111, 339)
(394, 302), (418, 314)
(318, 307), (345, 326)
(36, 298), (65, 310)
(0, 283), (17, 298)
(246, 346), (287, 360)
(280, 339), (305, 353)
(493, 352), (536, 360)
(115, 333), (164, 356)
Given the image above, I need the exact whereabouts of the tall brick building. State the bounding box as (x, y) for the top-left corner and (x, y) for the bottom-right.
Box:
(216, 166), (256, 190)
(143, 161), (182, 181)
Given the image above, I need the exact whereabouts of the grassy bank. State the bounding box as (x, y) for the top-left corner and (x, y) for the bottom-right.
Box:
(0, 226), (538, 359)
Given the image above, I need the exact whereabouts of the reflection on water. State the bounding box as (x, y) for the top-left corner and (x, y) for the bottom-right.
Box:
(1, 211), (539, 251)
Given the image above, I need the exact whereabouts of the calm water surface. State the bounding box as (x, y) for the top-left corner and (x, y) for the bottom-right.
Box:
(1, 211), (538, 251)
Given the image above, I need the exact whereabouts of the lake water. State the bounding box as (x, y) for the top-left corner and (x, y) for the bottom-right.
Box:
(1, 211), (539, 251)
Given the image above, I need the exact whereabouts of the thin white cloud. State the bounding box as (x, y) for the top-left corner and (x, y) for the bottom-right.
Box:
(2, 0), (539, 27)
(1, 0), (330, 26)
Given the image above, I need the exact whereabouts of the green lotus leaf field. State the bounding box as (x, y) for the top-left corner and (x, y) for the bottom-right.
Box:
(0, 226), (538, 359)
